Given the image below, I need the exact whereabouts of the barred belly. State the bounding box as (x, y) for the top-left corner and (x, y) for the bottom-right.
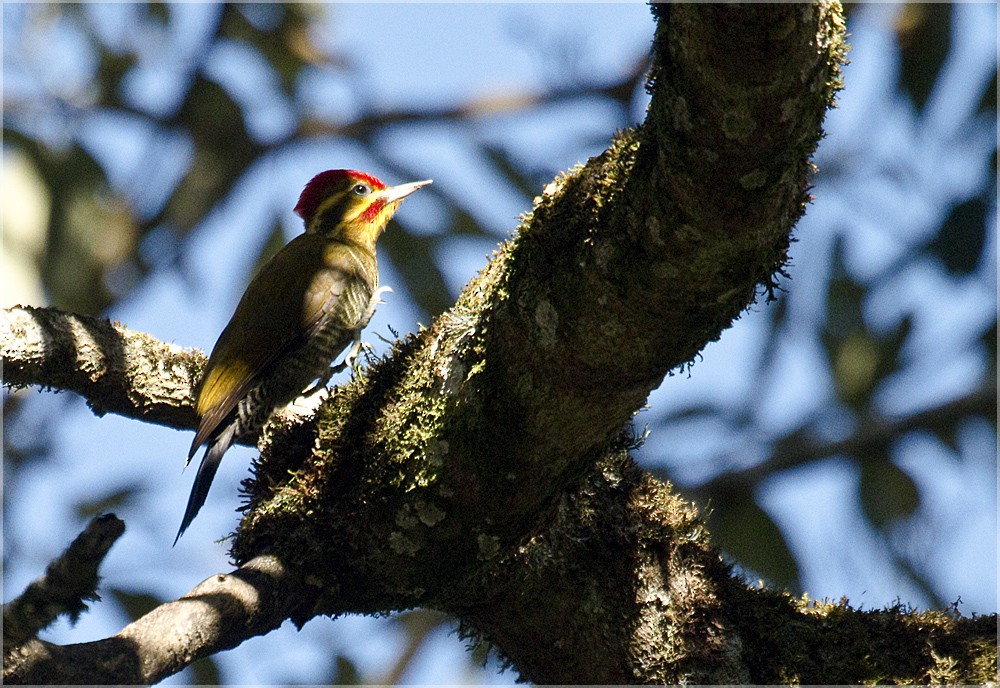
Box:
(231, 279), (375, 439)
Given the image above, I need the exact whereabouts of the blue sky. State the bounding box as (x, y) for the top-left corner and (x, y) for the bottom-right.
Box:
(4, 3), (996, 684)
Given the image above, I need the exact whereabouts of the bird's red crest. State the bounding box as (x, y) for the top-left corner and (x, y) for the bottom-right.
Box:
(293, 169), (386, 222)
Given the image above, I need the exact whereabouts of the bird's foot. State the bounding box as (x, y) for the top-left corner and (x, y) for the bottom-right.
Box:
(349, 341), (377, 377)
(285, 387), (328, 419)
(342, 339), (378, 379)
(300, 363), (339, 398)
(339, 337), (364, 376)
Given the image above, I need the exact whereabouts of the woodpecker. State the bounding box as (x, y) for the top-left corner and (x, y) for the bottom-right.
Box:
(175, 169), (431, 543)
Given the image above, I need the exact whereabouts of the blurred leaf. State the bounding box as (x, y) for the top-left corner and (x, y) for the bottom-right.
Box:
(109, 587), (162, 621)
(977, 67), (996, 116)
(74, 484), (142, 520)
(823, 236), (866, 337)
(148, 2), (169, 23)
(93, 45), (140, 108)
(446, 204), (495, 238)
(872, 314), (912, 382)
(380, 229), (454, 318)
(5, 3), (278, 313)
(895, 4), (952, 112)
(826, 312), (913, 412)
(2, 149), (49, 308)
(821, 237), (883, 410)
(379, 609), (452, 684)
(930, 195), (989, 277)
(223, 4), (334, 97)
(166, 74), (261, 233)
(931, 424), (961, 455)
(393, 608), (448, 632)
(5, 131), (138, 314)
(330, 654), (361, 685)
(251, 220), (287, 278)
(601, 57), (650, 108)
(190, 655), (222, 685)
(983, 320), (997, 362)
(2, 392), (62, 467)
(482, 144), (542, 200)
(656, 403), (728, 424)
(708, 494), (800, 592)
(768, 285), (789, 329)
(858, 454), (921, 529)
(830, 314), (917, 426)
(831, 331), (879, 410)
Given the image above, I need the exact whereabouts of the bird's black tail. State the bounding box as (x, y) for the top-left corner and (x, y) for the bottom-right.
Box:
(174, 424), (236, 545)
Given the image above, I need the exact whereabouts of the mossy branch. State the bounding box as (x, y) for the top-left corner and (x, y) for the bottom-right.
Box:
(232, 0), (847, 613)
(4, 3), (994, 685)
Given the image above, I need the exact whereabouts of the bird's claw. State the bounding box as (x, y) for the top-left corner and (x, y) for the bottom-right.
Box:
(343, 339), (378, 379)
(374, 284), (393, 303)
(340, 338), (362, 373)
(288, 386), (328, 415)
(301, 371), (334, 398)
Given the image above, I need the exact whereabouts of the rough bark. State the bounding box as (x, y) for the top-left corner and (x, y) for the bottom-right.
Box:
(3, 3), (996, 685)
(231, 0), (847, 602)
(4, 554), (312, 685)
(0, 305), (257, 446)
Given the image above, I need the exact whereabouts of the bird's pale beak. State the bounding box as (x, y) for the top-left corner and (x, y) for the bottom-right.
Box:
(380, 179), (433, 203)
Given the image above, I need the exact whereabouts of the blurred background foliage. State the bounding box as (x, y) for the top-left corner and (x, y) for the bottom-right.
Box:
(3, 2), (995, 684)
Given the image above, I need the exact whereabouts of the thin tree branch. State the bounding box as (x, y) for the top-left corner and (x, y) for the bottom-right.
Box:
(3, 514), (125, 651)
(3, 554), (315, 685)
(690, 380), (996, 500)
(1, 306), (265, 448)
(309, 60), (649, 140)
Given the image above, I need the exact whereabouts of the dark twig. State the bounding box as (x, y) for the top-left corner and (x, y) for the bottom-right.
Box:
(3, 514), (125, 650)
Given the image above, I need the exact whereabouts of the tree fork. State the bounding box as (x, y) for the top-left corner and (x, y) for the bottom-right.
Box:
(3, 3), (995, 684)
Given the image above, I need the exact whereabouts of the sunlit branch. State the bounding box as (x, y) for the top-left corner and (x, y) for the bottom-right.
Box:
(2, 306), (203, 434)
(3, 554), (313, 685)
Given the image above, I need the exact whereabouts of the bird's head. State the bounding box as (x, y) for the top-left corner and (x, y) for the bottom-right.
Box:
(294, 169), (432, 249)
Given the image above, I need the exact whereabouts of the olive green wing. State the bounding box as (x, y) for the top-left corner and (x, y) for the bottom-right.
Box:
(189, 236), (373, 457)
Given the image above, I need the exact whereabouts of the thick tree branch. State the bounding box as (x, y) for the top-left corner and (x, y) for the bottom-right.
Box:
(2, 305), (202, 429)
(1, 305), (263, 447)
(459, 452), (996, 684)
(4, 3), (994, 684)
(224, 3), (918, 683)
(233, 0), (846, 605)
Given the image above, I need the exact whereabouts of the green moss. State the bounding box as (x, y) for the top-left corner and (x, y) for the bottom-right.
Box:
(221, 10), (1000, 681)
(721, 108), (757, 141)
(739, 168), (768, 190)
(715, 590), (999, 683)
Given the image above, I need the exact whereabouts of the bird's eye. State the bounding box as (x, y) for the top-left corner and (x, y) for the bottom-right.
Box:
(352, 184), (371, 197)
